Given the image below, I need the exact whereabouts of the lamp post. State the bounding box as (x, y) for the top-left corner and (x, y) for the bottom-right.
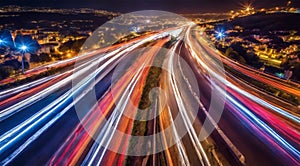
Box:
(20, 45), (28, 74)
(216, 31), (225, 39)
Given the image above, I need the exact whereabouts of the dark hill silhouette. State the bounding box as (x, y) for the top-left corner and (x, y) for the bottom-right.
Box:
(223, 12), (300, 32)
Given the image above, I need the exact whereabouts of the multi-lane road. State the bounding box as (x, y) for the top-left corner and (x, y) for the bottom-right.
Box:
(0, 25), (299, 166)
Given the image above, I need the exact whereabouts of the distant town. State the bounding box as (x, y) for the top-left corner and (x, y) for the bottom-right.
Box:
(0, 5), (299, 82)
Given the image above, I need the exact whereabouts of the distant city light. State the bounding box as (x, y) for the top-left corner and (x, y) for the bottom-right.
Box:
(240, 2), (254, 13)
(146, 19), (150, 23)
(132, 26), (140, 33)
(275, 73), (285, 79)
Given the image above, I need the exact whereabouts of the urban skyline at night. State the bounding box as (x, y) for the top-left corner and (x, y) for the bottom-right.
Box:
(0, 0), (299, 13)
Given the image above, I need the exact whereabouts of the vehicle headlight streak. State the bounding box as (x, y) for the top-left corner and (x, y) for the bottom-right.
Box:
(0, 32), (169, 165)
(186, 26), (300, 164)
(224, 89), (300, 164)
(0, 24), (299, 165)
(191, 33), (300, 124)
(51, 39), (172, 165)
(168, 40), (211, 166)
(83, 62), (146, 165)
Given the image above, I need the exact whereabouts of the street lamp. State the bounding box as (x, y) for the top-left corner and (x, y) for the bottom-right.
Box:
(19, 45), (28, 74)
(216, 31), (225, 40)
(217, 32), (224, 38)
(20, 45), (28, 51)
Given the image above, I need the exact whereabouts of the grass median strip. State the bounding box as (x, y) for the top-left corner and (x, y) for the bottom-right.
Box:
(225, 65), (300, 106)
(126, 49), (166, 165)
(0, 64), (72, 90)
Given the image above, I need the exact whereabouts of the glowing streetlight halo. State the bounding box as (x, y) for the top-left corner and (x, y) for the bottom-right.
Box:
(18, 44), (30, 74)
(217, 32), (224, 38)
(0, 38), (6, 45)
(20, 45), (28, 52)
(215, 29), (226, 40)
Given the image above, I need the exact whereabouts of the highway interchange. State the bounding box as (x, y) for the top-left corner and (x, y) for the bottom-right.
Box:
(0, 25), (299, 166)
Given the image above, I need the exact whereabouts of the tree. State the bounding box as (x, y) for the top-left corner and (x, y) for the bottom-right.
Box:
(30, 54), (40, 63)
(58, 38), (85, 53)
(225, 47), (247, 64)
(4, 59), (21, 70)
(39, 53), (52, 62)
(292, 62), (300, 81)
(0, 66), (14, 80)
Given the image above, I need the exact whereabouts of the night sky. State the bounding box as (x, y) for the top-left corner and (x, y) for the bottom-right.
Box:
(0, 0), (299, 13)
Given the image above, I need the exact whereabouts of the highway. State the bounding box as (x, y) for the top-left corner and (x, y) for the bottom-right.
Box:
(0, 25), (299, 166)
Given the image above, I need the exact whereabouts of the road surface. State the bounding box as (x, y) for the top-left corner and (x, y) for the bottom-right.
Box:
(0, 25), (299, 166)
